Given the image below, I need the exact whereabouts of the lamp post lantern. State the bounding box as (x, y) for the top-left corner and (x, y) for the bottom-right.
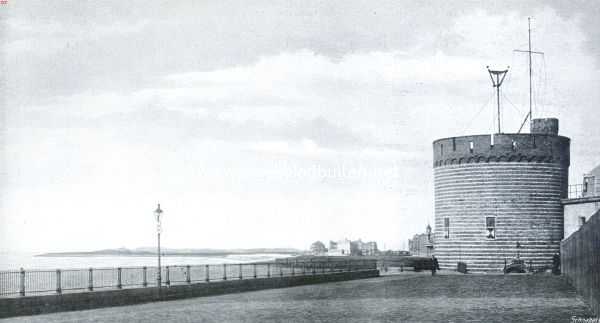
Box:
(425, 224), (434, 257)
(426, 224), (432, 242)
(154, 203), (163, 287)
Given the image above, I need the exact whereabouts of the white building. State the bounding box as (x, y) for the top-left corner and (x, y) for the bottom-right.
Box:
(328, 239), (352, 256)
(563, 164), (600, 239)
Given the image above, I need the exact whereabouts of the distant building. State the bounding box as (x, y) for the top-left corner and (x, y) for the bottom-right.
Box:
(408, 225), (434, 256)
(328, 239), (353, 256)
(563, 164), (600, 239)
(328, 238), (378, 256)
(355, 239), (378, 256)
(382, 250), (410, 256)
(309, 241), (328, 255)
(583, 165), (600, 197)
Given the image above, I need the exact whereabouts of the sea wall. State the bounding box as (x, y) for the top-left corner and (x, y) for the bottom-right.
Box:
(0, 269), (379, 318)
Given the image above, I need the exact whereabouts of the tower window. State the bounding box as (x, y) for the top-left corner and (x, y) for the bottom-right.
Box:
(469, 141), (474, 153)
(452, 138), (456, 151)
(441, 144), (444, 156)
(486, 217), (496, 239)
(444, 218), (450, 239)
(512, 141), (517, 151)
(579, 216), (586, 227)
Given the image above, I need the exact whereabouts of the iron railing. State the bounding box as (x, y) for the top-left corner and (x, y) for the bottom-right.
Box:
(0, 260), (377, 298)
(568, 184), (584, 199)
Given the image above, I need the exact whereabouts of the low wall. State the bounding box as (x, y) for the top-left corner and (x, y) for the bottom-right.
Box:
(279, 256), (432, 272)
(0, 269), (379, 318)
(561, 209), (600, 316)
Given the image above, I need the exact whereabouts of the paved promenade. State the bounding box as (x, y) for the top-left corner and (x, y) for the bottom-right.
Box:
(0, 272), (596, 322)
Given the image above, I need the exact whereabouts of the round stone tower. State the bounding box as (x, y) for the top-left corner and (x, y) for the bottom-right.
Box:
(432, 118), (570, 272)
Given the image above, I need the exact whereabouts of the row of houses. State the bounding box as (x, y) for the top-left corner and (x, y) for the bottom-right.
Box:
(309, 239), (378, 256)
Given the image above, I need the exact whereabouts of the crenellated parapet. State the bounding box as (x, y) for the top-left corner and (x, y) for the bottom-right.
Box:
(432, 133), (570, 168)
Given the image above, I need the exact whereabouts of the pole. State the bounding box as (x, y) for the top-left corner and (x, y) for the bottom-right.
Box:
(157, 230), (161, 287)
(528, 17), (532, 128)
(89, 268), (94, 291)
(487, 67), (508, 134)
(514, 18), (544, 132)
(165, 266), (170, 286)
(496, 73), (501, 134)
(143, 266), (148, 287)
(19, 268), (25, 296)
(56, 269), (62, 294)
(155, 203), (163, 288)
(117, 267), (122, 289)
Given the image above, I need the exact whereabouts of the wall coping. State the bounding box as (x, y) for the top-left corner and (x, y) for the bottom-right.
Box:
(561, 196), (600, 205)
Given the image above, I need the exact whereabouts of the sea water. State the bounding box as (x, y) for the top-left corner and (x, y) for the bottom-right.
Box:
(0, 251), (288, 271)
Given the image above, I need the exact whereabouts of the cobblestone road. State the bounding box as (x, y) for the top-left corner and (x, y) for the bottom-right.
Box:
(0, 272), (596, 322)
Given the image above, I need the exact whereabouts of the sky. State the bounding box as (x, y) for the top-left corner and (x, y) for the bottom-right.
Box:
(1, 1), (599, 253)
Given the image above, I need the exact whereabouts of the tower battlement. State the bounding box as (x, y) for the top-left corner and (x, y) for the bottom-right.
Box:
(433, 133), (570, 168)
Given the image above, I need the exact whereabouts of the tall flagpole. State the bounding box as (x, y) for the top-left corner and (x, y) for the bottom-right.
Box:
(528, 17), (533, 128)
(514, 17), (544, 133)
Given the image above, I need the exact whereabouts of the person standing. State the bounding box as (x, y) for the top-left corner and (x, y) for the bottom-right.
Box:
(431, 255), (440, 276)
(552, 253), (561, 275)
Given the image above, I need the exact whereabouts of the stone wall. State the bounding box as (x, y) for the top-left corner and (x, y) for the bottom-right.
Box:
(0, 270), (379, 318)
(561, 209), (600, 316)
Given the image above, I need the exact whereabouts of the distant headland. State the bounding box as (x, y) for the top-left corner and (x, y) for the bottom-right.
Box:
(36, 247), (304, 257)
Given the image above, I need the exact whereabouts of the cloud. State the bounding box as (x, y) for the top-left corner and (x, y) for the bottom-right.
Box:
(2, 1), (600, 252)
(5, 0), (599, 105)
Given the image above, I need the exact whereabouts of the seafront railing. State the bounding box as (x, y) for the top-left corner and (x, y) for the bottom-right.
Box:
(0, 260), (377, 297)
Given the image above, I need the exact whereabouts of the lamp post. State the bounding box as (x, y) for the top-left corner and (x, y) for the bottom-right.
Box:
(154, 203), (163, 287)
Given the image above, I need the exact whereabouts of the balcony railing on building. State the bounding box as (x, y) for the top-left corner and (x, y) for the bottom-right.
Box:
(568, 182), (600, 199)
(568, 184), (584, 199)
